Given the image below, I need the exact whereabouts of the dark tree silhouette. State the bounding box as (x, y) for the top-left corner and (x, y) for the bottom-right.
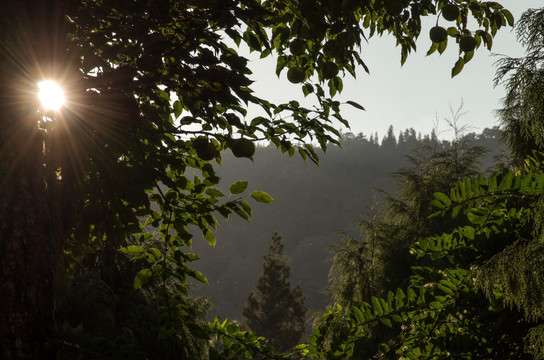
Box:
(242, 233), (307, 352)
(495, 7), (544, 164)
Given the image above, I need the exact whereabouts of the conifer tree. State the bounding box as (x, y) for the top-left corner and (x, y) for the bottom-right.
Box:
(242, 233), (307, 353)
(495, 7), (544, 164)
(326, 110), (487, 359)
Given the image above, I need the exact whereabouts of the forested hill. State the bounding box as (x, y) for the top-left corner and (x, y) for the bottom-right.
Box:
(191, 126), (506, 321)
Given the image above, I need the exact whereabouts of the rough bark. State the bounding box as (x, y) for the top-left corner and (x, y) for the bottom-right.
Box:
(0, 1), (69, 358)
(0, 125), (59, 359)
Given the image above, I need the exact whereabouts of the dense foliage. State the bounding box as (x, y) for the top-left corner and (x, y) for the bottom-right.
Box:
(0, 0), (514, 358)
(307, 152), (543, 359)
(324, 117), (488, 358)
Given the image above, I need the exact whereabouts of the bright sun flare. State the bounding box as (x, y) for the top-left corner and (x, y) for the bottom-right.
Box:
(38, 80), (65, 111)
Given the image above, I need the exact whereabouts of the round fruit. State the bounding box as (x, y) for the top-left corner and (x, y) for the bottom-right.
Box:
(459, 35), (477, 52)
(429, 26), (448, 43)
(193, 137), (217, 161)
(383, 0), (403, 16)
(193, 136), (207, 150)
(230, 138), (255, 158)
(289, 39), (306, 56)
(441, 4), (459, 21)
(323, 61), (339, 79)
(287, 67), (305, 84)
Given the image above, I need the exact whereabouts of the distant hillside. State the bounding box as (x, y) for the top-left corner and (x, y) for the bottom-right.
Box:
(190, 127), (507, 323)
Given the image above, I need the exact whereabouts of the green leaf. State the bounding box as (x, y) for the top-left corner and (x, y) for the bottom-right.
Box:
(426, 42), (439, 56)
(465, 178), (473, 197)
(451, 57), (465, 77)
(499, 172), (514, 190)
(431, 199), (445, 209)
(250, 190), (274, 203)
(121, 245), (145, 256)
(227, 322), (239, 335)
(437, 38), (448, 54)
(173, 100), (183, 118)
(346, 100), (365, 111)
(230, 180), (248, 195)
(240, 200), (252, 217)
(463, 226), (475, 240)
(437, 282), (455, 296)
(206, 188), (225, 198)
(433, 192), (451, 207)
(502, 9), (514, 26)
(451, 205), (462, 218)
(192, 270), (209, 284)
(379, 317), (392, 327)
(371, 296), (383, 316)
(134, 268), (152, 289)
(352, 306), (365, 322)
(395, 288), (406, 307)
(244, 31), (261, 51)
(447, 27), (459, 36)
(148, 247), (162, 261)
(203, 229), (216, 246)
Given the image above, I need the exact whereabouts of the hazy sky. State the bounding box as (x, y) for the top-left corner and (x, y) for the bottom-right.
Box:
(248, 1), (542, 141)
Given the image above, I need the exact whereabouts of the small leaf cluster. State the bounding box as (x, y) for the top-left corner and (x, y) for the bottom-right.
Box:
(423, 1), (514, 77)
(208, 318), (291, 360)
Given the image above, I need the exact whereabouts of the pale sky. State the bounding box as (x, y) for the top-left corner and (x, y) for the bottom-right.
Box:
(247, 1), (542, 141)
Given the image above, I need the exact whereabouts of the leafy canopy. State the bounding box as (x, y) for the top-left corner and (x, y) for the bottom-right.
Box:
(17, 0), (514, 357)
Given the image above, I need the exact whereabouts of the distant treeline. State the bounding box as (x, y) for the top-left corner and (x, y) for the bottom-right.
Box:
(191, 126), (507, 322)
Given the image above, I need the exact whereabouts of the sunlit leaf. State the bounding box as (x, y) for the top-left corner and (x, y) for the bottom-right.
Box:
(230, 180), (249, 195)
(134, 268), (152, 289)
(250, 190), (274, 203)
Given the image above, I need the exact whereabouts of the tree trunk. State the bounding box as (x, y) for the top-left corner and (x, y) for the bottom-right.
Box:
(0, 1), (69, 358)
(0, 126), (59, 359)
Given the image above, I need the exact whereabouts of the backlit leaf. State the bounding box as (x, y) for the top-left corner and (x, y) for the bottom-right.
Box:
(230, 180), (248, 195)
(250, 190), (274, 203)
(134, 268), (152, 289)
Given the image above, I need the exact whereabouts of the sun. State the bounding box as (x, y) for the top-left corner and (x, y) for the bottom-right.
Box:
(38, 80), (65, 111)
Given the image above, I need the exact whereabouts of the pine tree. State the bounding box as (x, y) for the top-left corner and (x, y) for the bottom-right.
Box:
(326, 110), (488, 359)
(381, 125), (397, 150)
(494, 7), (544, 164)
(242, 233), (307, 352)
